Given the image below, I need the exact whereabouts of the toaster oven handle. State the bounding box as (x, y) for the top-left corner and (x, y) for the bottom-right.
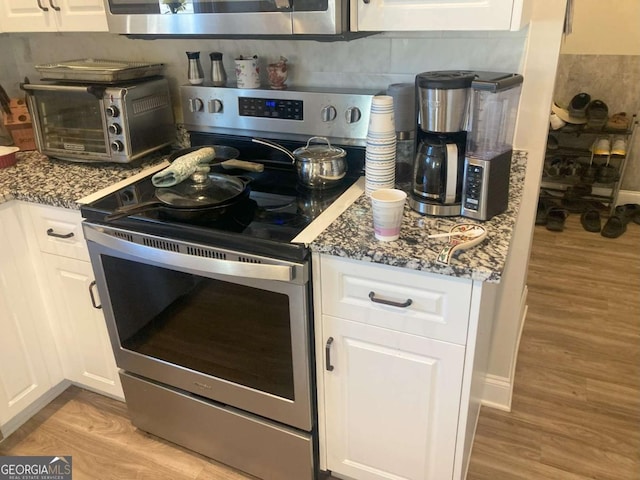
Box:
(21, 84), (104, 95)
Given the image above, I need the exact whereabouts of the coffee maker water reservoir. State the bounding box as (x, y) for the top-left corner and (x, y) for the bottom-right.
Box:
(461, 73), (523, 220)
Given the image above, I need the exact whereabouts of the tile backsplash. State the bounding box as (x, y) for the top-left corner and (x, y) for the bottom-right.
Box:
(1, 30), (527, 106)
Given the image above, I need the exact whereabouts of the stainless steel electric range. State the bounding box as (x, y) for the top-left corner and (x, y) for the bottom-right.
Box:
(80, 86), (377, 480)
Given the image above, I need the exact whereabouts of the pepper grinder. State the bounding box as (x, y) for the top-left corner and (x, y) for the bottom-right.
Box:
(209, 52), (227, 87)
(186, 51), (204, 85)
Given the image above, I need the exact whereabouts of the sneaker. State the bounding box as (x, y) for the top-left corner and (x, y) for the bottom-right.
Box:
(591, 137), (610, 156)
(611, 136), (627, 156)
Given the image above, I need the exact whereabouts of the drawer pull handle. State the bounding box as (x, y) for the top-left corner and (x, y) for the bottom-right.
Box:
(48, 0), (61, 10)
(47, 228), (74, 239)
(325, 337), (334, 371)
(368, 291), (413, 308)
(89, 281), (102, 309)
(36, 0), (49, 11)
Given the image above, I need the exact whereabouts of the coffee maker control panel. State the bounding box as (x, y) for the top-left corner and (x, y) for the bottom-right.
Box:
(461, 151), (512, 221)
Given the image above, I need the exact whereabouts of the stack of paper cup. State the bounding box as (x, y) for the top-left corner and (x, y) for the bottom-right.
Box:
(365, 95), (397, 196)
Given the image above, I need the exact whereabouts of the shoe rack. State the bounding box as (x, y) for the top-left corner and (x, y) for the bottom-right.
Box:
(541, 114), (637, 215)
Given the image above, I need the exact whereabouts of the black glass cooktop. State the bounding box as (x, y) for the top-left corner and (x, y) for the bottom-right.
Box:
(81, 134), (365, 262)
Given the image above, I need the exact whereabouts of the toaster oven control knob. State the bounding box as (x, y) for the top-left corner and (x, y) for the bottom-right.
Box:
(208, 99), (223, 113)
(189, 98), (204, 113)
(108, 123), (122, 135)
(345, 107), (362, 124)
(321, 105), (337, 122)
(111, 140), (124, 152)
(106, 106), (120, 118)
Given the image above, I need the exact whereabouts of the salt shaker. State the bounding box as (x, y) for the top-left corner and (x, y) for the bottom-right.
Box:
(209, 52), (227, 87)
(186, 51), (204, 85)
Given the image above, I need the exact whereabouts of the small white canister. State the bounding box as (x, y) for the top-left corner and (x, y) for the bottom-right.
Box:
(235, 55), (260, 89)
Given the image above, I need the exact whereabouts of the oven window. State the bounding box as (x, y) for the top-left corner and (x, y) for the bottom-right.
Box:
(102, 255), (295, 400)
(32, 90), (107, 154)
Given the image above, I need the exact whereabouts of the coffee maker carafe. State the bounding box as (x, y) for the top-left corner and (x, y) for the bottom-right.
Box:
(409, 71), (476, 216)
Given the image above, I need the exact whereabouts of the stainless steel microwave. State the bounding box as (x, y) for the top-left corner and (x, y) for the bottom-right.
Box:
(103, 0), (350, 36)
(23, 78), (175, 164)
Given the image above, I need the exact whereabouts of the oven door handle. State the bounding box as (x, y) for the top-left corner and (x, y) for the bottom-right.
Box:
(85, 226), (296, 282)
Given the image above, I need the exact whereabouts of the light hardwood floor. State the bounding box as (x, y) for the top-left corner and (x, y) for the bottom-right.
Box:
(1, 214), (639, 480)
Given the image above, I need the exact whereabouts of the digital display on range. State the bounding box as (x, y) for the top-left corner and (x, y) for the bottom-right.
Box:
(239, 97), (303, 120)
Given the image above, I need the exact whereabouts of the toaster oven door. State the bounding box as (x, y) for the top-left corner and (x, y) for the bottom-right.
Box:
(25, 85), (111, 163)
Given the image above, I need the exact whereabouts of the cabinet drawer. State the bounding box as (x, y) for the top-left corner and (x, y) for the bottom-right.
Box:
(320, 256), (472, 345)
(27, 204), (89, 261)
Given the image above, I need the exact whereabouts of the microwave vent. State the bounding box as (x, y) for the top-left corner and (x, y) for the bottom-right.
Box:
(186, 246), (227, 260)
(133, 93), (170, 115)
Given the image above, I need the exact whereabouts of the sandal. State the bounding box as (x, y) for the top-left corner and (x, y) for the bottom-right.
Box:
(601, 214), (627, 238)
(614, 203), (640, 224)
(606, 112), (630, 131)
(546, 207), (569, 232)
(568, 93), (591, 120)
(580, 209), (601, 232)
(586, 100), (608, 130)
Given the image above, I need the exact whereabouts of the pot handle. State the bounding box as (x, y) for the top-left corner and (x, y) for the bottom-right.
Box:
(305, 136), (333, 148)
(251, 137), (296, 164)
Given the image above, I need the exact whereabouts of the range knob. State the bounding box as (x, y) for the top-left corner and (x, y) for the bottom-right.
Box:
(108, 123), (122, 135)
(208, 98), (223, 113)
(345, 107), (362, 124)
(106, 105), (120, 117)
(110, 140), (124, 152)
(189, 98), (204, 113)
(321, 105), (337, 122)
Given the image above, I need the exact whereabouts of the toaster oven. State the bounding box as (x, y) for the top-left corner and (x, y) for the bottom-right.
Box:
(23, 78), (175, 164)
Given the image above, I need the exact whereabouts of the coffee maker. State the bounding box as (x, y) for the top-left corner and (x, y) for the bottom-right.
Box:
(409, 71), (476, 216)
(409, 71), (524, 220)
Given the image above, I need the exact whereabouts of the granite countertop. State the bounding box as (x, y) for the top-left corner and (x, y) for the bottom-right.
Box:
(0, 150), (168, 209)
(1, 148), (527, 283)
(310, 151), (528, 283)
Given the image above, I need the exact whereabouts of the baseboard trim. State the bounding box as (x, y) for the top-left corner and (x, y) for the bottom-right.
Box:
(481, 287), (528, 411)
(616, 190), (640, 206)
(0, 380), (70, 441)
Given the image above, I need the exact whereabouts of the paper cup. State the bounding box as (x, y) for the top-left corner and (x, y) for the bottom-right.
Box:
(370, 188), (406, 241)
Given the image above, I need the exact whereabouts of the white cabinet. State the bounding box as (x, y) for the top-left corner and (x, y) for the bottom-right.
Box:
(353, 0), (530, 32)
(24, 203), (123, 400)
(0, 202), (63, 437)
(322, 315), (465, 480)
(313, 254), (497, 480)
(0, 0), (107, 32)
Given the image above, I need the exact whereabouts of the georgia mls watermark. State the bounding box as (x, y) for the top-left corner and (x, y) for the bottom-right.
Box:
(0, 456), (72, 480)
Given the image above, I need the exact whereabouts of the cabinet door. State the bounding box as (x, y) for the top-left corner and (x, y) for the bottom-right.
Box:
(53, 0), (108, 31)
(322, 315), (464, 480)
(0, 205), (53, 427)
(0, 0), (107, 32)
(41, 253), (123, 399)
(356, 0), (521, 32)
(0, 0), (56, 32)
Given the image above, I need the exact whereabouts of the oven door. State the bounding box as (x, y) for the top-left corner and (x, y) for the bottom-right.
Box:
(83, 222), (314, 431)
(24, 85), (111, 162)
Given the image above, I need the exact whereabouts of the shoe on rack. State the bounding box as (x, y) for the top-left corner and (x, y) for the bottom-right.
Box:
(606, 112), (630, 131)
(568, 93), (591, 119)
(585, 100), (608, 130)
(591, 137), (610, 156)
(611, 136), (627, 156)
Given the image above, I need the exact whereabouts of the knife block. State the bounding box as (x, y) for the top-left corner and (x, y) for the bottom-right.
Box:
(3, 98), (36, 151)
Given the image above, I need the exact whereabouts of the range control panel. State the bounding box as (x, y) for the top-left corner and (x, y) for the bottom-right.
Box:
(181, 85), (380, 143)
(239, 97), (304, 120)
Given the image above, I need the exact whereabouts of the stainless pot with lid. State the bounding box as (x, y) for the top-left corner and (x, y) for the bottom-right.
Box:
(416, 70), (476, 133)
(252, 136), (348, 189)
